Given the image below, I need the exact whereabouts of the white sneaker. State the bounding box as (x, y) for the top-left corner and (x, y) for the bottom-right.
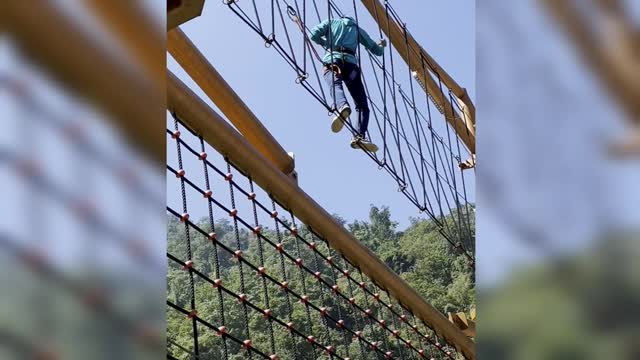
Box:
(331, 105), (351, 133)
(350, 136), (379, 152)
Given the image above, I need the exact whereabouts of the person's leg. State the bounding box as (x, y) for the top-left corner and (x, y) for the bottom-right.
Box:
(323, 63), (348, 111)
(343, 63), (369, 138)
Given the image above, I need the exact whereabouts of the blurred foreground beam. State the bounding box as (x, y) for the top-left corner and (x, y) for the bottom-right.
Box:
(168, 27), (296, 177)
(361, 0), (476, 154)
(167, 70), (476, 360)
(85, 0), (165, 88)
(541, 0), (640, 124)
(2, 1), (164, 165)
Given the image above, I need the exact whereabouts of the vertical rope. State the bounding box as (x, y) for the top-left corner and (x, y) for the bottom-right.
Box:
(200, 137), (229, 359)
(271, 200), (300, 359)
(248, 179), (277, 355)
(173, 116), (199, 357)
(226, 160), (253, 359)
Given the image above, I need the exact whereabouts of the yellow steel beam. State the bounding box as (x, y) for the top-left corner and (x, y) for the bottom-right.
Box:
(2, 0), (164, 165)
(167, 0), (205, 30)
(167, 70), (476, 360)
(360, 0), (475, 154)
(168, 27), (296, 176)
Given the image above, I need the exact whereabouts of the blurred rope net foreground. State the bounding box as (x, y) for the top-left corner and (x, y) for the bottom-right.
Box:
(0, 71), (164, 359)
(2, 1), (165, 358)
(166, 113), (461, 359)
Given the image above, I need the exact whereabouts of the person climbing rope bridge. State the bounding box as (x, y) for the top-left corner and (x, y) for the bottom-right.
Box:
(225, 0), (476, 265)
(308, 15), (387, 152)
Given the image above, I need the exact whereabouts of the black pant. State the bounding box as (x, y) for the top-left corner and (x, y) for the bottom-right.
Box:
(323, 61), (369, 137)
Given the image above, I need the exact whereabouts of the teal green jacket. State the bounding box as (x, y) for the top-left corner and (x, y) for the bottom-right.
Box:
(310, 17), (384, 65)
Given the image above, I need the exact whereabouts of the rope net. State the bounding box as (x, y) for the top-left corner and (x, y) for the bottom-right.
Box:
(166, 113), (459, 359)
(221, 0), (475, 265)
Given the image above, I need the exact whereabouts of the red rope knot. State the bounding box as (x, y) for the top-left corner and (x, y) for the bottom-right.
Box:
(233, 250), (243, 260)
(313, 271), (322, 280)
(216, 326), (227, 336)
(171, 130), (181, 139)
(308, 242), (316, 250)
(435, 342), (441, 348)
(286, 322), (295, 331)
(208, 232), (217, 242)
(270, 210), (278, 218)
(354, 331), (362, 339)
(263, 308), (272, 318)
(417, 349), (425, 358)
(386, 303), (393, 309)
(280, 281), (289, 291)
(446, 351), (452, 357)
(212, 279), (223, 288)
(242, 339), (252, 349)
(325, 346), (334, 355)
(176, 169), (186, 178)
(348, 297), (356, 305)
(229, 208), (238, 217)
(183, 260), (194, 270)
(224, 173), (233, 181)
(319, 307), (328, 317)
(275, 243), (284, 252)
(337, 319), (345, 328)
(269, 355), (278, 360)
(238, 293), (248, 303)
(289, 227), (298, 236)
(300, 295), (309, 305)
(331, 285), (340, 294)
(370, 341), (378, 351)
(198, 151), (207, 160)
(180, 213), (190, 222)
(342, 269), (350, 277)
(325, 256), (333, 265)
(187, 309), (197, 319)
(306, 335), (315, 344)
(247, 192), (256, 200)
(294, 258), (303, 267)
(373, 293), (381, 301)
(400, 314), (407, 322)
(385, 351), (393, 359)
(411, 324), (418, 331)
(203, 189), (213, 198)
(358, 281), (366, 289)
(424, 334), (431, 340)
(392, 330), (400, 338)
(256, 267), (267, 277)
(364, 309), (372, 318)
(404, 339), (412, 348)
(378, 319), (386, 328)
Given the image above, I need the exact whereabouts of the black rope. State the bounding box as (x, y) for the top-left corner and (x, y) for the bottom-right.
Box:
(166, 117), (458, 358)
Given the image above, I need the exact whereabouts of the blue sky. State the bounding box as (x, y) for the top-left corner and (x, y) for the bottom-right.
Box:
(168, 0), (475, 229)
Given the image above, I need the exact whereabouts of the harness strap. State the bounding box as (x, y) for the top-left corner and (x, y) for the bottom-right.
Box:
(334, 46), (355, 56)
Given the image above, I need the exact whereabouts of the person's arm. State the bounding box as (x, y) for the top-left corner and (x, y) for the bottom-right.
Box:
(358, 27), (385, 56)
(310, 20), (329, 47)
